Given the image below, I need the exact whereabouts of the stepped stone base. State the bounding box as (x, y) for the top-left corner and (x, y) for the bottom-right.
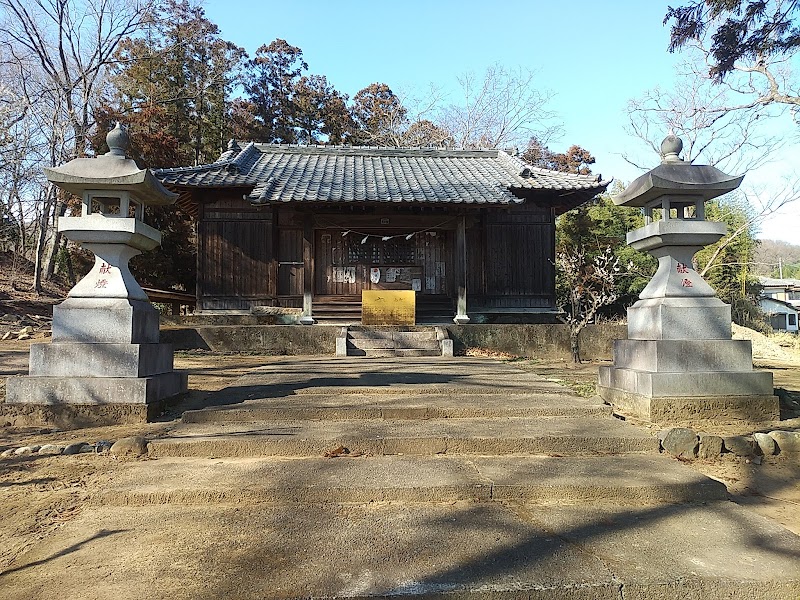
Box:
(6, 371), (187, 407)
(599, 334), (778, 425)
(0, 401), (159, 428)
(29, 342), (174, 377)
(598, 382), (779, 425)
(52, 297), (160, 344)
(10, 295), (187, 425)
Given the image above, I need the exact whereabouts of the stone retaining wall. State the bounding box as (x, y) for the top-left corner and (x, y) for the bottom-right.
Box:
(161, 323), (627, 360)
(161, 325), (339, 355)
(446, 324), (626, 360)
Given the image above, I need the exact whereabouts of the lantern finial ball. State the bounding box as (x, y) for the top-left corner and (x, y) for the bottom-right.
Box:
(106, 123), (130, 157)
(660, 134), (683, 163)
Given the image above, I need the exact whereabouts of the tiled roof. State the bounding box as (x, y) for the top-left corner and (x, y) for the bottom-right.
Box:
(759, 277), (800, 288)
(155, 143), (609, 206)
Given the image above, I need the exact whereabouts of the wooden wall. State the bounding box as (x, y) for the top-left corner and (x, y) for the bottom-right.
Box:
(475, 208), (555, 309)
(198, 196), (273, 310)
(196, 200), (556, 313)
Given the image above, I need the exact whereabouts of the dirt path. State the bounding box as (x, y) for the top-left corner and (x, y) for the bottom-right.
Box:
(1, 346), (799, 577)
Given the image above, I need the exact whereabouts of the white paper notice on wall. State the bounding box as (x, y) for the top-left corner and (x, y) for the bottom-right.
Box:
(425, 276), (436, 290)
(385, 267), (398, 283)
(370, 267), (381, 283)
(333, 266), (356, 284)
(436, 261), (445, 277)
(411, 278), (422, 291)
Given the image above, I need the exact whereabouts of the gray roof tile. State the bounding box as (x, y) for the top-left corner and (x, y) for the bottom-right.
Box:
(155, 144), (609, 205)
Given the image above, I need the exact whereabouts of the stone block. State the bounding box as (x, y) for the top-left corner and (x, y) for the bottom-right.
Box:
(111, 436), (148, 457)
(612, 339), (754, 373)
(5, 372), (187, 406)
(661, 428), (698, 458)
(598, 381), (780, 425)
(698, 434), (723, 459)
(29, 342), (173, 377)
(38, 444), (63, 455)
(723, 435), (755, 457)
(768, 430), (800, 453)
(599, 366), (773, 398)
(440, 338), (454, 357)
(63, 442), (86, 455)
(52, 298), (159, 344)
(627, 298), (731, 340)
(753, 432), (777, 456)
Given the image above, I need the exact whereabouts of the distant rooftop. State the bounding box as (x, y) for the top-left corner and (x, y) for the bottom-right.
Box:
(759, 277), (800, 288)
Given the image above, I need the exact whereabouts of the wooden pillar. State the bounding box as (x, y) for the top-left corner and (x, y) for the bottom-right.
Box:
(195, 198), (203, 312)
(454, 214), (470, 324)
(300, 212), (315, 324)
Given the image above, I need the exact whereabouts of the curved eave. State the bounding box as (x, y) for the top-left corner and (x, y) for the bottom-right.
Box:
(513, 180), (611, 215)
(45, 164), (178, 206)
(614, 164), (744, 207)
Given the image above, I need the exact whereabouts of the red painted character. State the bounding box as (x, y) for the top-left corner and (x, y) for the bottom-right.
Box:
(94, 279), (109, 289)
(676, 262), (689, 274)
(99, 262), (112, 274)
(681, 278), (693, 288)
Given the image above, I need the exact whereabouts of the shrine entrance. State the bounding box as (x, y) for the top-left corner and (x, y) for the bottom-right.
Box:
(314, 228), (452, 297)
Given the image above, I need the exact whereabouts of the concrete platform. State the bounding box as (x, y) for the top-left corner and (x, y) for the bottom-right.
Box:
(92, 455), (727, 505)
(5, 371), (188, 405)
(148, 416), (659, 457)
(2, 501), (798, 600)
(4, 355), (798, 598)
(181, 392), (611, 422)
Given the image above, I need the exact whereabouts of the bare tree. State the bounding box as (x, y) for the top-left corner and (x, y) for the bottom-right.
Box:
(624, 57), (787, 174)
(556, 246), (621, 364)
(0, 0), (155, 156)
(625, 52), (800, 276)
(438, 64), (560, 150)
(0, 0), (155, 291)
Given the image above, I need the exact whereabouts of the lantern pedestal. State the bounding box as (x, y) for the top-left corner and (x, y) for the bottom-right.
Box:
(4, 125), (187, 426)
(597, 135), (778, 426)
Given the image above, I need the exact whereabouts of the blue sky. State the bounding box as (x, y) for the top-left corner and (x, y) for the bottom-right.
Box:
(203, 0), (798, 244)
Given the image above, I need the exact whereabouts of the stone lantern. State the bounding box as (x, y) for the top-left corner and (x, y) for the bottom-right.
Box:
(6, 125), (187, 424)
(598, 135), (778, 425)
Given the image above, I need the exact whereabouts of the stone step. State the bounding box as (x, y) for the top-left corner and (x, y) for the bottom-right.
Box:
(182, 393), (611, 423)
(346, 348), (442, 357)
(148, 416), (658, 458)
(285, 382), (574, 395)
(393, 330), (439, 340)
(93, 455), (726, 506)
(347, 338), (396, 349)
(393, 348), (441, 357)
(347, 327), (437, 340)
(347, 339), (441, 351)
(5, 500), (798, 599)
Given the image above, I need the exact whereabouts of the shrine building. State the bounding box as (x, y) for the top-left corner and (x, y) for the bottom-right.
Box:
(155, 143), (609, 323)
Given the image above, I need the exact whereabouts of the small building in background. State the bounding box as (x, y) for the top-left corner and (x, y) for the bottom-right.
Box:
(759, 277), (800, 332)
(760, 297), (799, 332)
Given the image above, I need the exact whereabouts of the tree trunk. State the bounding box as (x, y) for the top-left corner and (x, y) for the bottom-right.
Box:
(33, 186), (56, 294)
(570, 326), (581, 364)
(45, 200), (69, 280)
